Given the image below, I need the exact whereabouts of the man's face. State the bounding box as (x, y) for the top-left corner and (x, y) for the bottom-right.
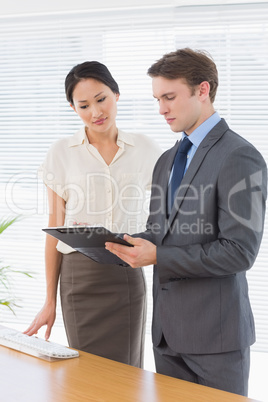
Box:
(152, 76), (203, 135)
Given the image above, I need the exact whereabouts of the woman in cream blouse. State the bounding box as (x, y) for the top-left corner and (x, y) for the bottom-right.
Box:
(24, 61), (162, 368)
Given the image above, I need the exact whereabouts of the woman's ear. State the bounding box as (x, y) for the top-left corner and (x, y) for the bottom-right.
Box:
(70, 103), (76, 112)
(115, 93), (120, 102)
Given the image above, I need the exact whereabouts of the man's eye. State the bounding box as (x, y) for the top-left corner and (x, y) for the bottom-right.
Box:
(166, 96), (175, 101)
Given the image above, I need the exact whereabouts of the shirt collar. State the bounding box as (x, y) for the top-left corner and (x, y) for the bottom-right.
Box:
(68, 127), (135, 148)
(182, 111), (221, 147)
(68, 126), (87, 147)
(116, 128), (135, 147)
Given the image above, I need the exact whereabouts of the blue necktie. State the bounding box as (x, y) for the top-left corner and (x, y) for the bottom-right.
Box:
(168, 137), (192, 214)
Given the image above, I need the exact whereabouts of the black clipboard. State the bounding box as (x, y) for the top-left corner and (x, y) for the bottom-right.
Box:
(42, 226), (132, 266)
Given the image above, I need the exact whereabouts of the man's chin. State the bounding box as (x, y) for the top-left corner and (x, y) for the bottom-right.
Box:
(170, 127), (182, 133)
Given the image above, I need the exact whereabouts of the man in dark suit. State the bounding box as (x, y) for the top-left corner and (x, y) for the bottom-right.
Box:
(106, 48), (267, 396)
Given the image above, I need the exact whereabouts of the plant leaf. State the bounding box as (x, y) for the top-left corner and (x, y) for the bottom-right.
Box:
(0, 215), (32, 313)
(0, 217), (19, 234)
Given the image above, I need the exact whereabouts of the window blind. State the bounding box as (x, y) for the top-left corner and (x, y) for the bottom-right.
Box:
(0, 3), (267, 352)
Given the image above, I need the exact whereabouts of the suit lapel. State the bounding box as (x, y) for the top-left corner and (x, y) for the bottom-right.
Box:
(165, 119), (229, 234)
(157, 140), (180, 239)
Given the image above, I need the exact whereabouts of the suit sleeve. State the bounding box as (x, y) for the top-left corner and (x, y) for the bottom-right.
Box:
(132, 150), (168, 243)
(156, 145), (267, 282)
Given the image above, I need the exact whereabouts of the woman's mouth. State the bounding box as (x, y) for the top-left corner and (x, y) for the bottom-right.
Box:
(94, 117), (107, 125)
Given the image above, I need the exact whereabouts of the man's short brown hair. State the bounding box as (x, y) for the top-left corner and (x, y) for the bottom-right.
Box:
(147, 48), (218, 103)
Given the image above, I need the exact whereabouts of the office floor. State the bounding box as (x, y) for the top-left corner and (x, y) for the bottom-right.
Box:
(3, 323), (267, 401)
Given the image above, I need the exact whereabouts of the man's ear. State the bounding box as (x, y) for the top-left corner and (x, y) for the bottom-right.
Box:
(199, 81), (210, 101)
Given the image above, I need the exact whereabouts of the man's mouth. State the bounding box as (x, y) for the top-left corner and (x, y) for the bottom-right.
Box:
(165, 118), (175, 125)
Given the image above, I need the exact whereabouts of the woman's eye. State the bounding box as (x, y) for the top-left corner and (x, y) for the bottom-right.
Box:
(80, 105), (88, 109)
(98, 96), (106, 103)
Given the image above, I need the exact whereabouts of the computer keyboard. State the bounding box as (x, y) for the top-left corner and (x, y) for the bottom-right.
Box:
(0, 326), (79, 361)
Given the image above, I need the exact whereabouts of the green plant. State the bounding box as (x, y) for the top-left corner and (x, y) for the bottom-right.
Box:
(0, 217), (33, 314)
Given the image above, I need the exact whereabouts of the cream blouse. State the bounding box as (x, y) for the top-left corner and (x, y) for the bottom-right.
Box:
(39, 127), (162, 253)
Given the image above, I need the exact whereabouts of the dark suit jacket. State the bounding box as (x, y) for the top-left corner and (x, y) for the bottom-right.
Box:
(139, 119), (267, 354)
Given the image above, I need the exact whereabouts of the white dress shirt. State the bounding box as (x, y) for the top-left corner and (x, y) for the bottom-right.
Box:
(39, 127), (162, 253)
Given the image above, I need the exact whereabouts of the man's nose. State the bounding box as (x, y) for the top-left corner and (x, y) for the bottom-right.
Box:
(158, 100), (168, 115)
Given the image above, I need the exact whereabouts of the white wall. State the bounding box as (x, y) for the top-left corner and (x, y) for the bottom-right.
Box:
(1, 0), (267, 17)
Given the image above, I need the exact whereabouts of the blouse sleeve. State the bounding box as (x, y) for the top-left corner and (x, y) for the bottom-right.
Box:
(38, 139), (67, 200)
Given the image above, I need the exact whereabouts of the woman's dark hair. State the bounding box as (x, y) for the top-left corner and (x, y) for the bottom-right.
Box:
(147, 48), (218, 103)
(65, 61), (120, 105)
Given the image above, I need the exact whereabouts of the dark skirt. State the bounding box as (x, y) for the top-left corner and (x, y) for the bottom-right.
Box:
(59, 252), (146, 368)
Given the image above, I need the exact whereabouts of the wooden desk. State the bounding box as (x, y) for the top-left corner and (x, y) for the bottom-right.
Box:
(0, 345), (259, 402)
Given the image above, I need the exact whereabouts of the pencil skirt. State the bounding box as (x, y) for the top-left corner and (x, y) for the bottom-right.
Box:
(59, 252), (147, 368)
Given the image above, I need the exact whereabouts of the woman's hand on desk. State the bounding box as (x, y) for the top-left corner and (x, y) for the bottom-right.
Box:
(23, 302), (56, 340)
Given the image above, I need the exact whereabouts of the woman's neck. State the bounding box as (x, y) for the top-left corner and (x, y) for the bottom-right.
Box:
(85, 126), (118, 145)
(85, 126), (119, 165)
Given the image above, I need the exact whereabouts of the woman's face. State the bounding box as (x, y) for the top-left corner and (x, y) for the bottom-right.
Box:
(71, 78), (119, 135)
